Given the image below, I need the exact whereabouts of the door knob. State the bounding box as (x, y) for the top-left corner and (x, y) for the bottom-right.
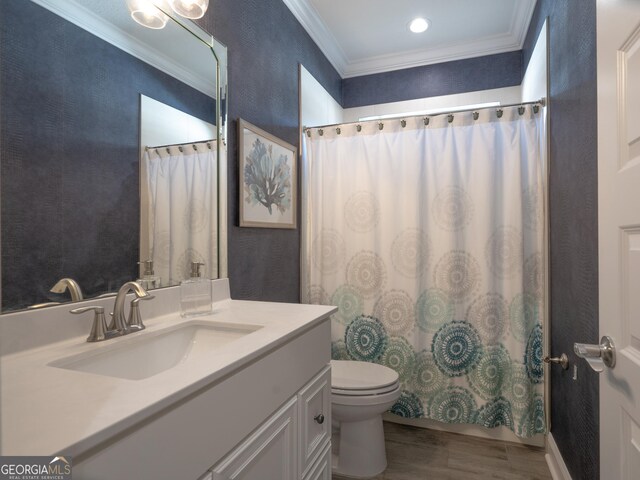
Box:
(574, 336), (616, 372)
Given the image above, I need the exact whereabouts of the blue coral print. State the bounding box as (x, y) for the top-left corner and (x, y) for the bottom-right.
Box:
(244, 138), (291, 215)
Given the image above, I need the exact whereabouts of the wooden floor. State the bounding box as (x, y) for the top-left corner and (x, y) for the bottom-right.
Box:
(332, 421), (552, 480)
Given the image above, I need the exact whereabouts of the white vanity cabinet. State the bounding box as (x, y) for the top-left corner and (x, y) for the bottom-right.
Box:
(210, 367), (331, 480)
(70, 317), (332, 480)
(298, 367), (331, 477)
(211, 397), (298, 480)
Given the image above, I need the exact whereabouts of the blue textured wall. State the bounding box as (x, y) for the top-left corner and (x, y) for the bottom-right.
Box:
(196, 0), (342, 302)
(342, 51), (523, 108)
(523, 1), (599, 479)
(0, 0), (215, 310)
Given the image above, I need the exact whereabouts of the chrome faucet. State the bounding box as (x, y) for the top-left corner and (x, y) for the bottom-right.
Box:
(109, 281), (153, 334)
(50, 278), (84, 302)
(69, 281), (154, 342)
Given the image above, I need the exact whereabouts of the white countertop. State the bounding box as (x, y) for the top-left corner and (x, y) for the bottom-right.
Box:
(1, 289), (335, 456)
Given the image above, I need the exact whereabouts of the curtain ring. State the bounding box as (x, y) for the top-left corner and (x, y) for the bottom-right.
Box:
(193, 144), (198, 151)
(496, 109), (504, 118)
(424, 117), (429, 126)
(207, 142), (212, 149)
(336, 127), (341, 135)
(306, 129), (311, 137)
(401, 120), (407, 128)
(473, 112), (479, 120)
(447, 114), (454, 123)
(378, 122), (384, 131)
(518, 106), (525, 115)
(165, 147), (170, 154)
(178, 146), (184, 152)
(319, 129), (324, 136)
(356, 125), (362, 132)
(155, 148), (159, 155)
(533, 105), (540, 114)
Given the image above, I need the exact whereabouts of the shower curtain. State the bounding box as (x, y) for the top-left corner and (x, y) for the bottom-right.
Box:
(144, 140), (218, 286)
(302, 106), (546, 438)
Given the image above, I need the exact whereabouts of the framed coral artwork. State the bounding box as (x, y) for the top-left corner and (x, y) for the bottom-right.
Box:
(239, 119), (297, 228)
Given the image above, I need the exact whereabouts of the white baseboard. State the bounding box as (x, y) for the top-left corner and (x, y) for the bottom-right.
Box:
(382, 414), (545, 447)
(545, 433), (572, 480)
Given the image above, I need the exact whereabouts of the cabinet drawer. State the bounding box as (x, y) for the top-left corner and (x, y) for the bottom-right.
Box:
(212, 397), (297, 480)
(302, 443), (331, 480)
(298, 365), (331, 477)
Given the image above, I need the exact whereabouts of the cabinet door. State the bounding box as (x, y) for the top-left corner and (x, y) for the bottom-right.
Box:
(302, 443), (331, 480)
(212, 398), (297, 480)
(298, 366), (331, 477)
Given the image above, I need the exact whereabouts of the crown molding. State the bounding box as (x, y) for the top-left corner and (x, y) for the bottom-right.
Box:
(342, 32), (522, 78)
(511, 0), (538, 49)
(283, 0), (537, 79)
(281, 0), (348, 75)
(29, 0), (216, 98)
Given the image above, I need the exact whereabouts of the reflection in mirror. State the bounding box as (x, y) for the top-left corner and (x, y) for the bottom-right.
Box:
(139, 96), (218, 287)
(0, 0), (227, 313)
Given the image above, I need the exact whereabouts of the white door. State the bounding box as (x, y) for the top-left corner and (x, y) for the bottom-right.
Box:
(598, 1), (640, 478)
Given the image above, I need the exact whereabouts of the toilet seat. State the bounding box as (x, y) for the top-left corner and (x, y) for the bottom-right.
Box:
(331, 382), (399, 396)
(330, 360), (400, 397)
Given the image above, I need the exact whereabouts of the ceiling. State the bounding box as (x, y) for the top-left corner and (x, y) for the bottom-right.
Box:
(282, 0), (537, 78)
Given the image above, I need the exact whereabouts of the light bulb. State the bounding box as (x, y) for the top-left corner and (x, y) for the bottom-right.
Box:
(126, 0), (168, 29)
(168, 0), (209, 19)
(409, 17), (430, 34)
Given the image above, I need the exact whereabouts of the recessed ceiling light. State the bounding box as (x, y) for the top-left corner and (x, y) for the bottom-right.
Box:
(409, 17), (430, 34)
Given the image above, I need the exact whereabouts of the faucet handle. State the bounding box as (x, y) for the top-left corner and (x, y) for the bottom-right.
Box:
(70, 306), (114, 342)
(127, 295), (155, 332)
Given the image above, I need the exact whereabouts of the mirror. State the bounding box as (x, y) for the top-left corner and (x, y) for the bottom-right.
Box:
(0, 0), (228, 312)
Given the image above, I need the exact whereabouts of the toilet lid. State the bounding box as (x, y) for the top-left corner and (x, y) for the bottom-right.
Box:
(331, 360), (399, 391)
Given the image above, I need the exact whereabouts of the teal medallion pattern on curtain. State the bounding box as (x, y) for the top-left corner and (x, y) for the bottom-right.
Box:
(302, 108), (546, 438)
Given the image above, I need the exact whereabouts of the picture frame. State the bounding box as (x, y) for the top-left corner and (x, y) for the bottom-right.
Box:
(239, 119), (297, 229)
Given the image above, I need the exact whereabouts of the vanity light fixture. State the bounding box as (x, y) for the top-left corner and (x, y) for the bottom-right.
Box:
(409, 17), (430, 34)
(127, 0), (209, 29)
(126, 0), (168, 29)
(168, 0), (209, 19)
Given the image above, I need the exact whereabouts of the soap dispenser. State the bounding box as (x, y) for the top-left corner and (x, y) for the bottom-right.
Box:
(180, 262), (212, 317)
(137, 260), (160, 290)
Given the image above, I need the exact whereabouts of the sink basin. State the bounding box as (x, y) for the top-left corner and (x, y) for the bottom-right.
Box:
(49, 321), (262, 380)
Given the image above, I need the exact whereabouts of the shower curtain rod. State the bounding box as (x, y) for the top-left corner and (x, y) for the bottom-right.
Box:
(303, 97), (546, 132)
(145, 138), (215, 152)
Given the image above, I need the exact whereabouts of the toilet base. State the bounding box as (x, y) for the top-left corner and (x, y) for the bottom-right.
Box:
(332, 415), (387, 478)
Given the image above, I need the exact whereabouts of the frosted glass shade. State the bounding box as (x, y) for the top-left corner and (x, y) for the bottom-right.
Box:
(127, 0), (168, 29)
(169, 0), (209, 19)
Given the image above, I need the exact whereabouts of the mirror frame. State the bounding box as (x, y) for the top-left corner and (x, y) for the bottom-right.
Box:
(145, 4), (228, 280)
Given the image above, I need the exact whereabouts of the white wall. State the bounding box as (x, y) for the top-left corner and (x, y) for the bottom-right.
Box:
(300, 65), (343, 128)
(342, 86), (522, 123)
(140, 95), (216, 148)
(522, 19), (548, 103)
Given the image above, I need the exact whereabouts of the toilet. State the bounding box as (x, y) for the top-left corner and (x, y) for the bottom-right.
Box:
(331, 360), (401, 478)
